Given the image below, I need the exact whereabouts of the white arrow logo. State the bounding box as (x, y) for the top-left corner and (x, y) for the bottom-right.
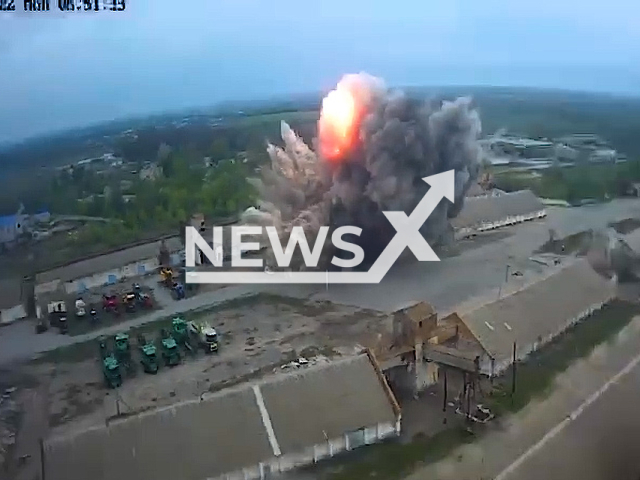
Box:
(187, 169), (454, 284)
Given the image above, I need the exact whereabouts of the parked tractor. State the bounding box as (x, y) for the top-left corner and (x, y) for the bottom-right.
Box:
(47, 301), (68, 334)
(114, 333), (133, 372)
(102, 294), (120, 316)
(121, 292), (136, 313)
(159, 329), (181, 366)
(171, 317), (194, 355)
(137, 334), (159, 374)
(99, 337), (122, 389)
(75, 298), (87, 318)
(172, 282), (186, 300)
(160, 267), (175, 288)
(187, 320), (219, 353)
(132, 284), (153, 309)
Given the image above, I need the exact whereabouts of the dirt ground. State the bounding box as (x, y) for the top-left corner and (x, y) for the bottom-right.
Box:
(3, 295), (392, 476)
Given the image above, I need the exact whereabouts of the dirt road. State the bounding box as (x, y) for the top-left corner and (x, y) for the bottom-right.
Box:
(0, 285), (258, 366)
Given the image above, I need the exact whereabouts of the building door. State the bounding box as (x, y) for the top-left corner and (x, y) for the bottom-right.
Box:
(138, 264), (146, 275)
(106, 274), (117, 285)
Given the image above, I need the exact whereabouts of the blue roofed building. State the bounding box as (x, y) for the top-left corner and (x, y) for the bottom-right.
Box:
(0, 214), (25, 248)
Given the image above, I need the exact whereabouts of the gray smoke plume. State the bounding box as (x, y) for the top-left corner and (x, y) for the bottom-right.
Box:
(242, 73), (482, 270)
(587, 229), (640, 281)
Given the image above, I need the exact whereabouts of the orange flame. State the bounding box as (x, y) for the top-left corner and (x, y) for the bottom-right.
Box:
(318, 85), (359, 161)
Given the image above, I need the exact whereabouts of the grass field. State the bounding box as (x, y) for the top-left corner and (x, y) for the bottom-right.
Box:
(487, 299), (640, 415)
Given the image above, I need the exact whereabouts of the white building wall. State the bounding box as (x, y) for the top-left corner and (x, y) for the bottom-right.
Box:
(0, 304), (27, 325)
(313, 441), (331, 461)
(214, 421), (400, 480)
(454, 209), (547, 240)
(35, 253), (183, 297)
(35, 280), (60, 296)
(486, 298), (613, 377)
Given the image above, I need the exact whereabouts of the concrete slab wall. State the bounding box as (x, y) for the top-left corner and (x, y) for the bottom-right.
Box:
(0, 304), (26, 325)
(208, 421), (399, 480)
(35, 254), (183, 298)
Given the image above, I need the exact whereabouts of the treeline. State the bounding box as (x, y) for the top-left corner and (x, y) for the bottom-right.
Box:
(0, 112), (318, 216)
(70, 153), (256, 248)
(495, 161), (640, 203)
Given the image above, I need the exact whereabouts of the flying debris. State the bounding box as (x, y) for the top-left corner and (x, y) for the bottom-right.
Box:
(242, 72), (483, 270)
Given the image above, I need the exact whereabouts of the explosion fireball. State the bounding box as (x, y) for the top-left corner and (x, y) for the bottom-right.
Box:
(242, 72), (482, 270)
(318, 83), (358, 160)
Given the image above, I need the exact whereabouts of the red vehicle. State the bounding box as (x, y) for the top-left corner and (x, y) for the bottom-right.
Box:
(102, 294), (120, 315)
(132, 284), (153, 309)
(137, 292), (153, 309)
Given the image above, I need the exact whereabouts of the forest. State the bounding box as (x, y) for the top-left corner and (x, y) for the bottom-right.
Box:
(494, 161), (640, 203)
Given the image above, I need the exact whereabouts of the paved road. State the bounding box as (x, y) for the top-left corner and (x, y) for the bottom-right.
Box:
(496, 357), (640, 480)
(405, 317), (640, 480)
(3, 199), (640, 366)
(276, 200), (640, 313)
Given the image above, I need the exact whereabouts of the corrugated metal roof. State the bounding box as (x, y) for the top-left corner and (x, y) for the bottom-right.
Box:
(261, 354), (398, 454)
(36, 237), (183, 284)
(452, 190), (544, 230)
(44, 354), (399, 480)
(44, 387), (273, 480)
(460, 259), (615, 364)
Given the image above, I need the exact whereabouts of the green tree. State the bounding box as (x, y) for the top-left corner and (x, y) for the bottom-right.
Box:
(210, 138), (231, 162)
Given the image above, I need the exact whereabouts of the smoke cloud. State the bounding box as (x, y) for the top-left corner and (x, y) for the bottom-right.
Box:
(242, 73), (482, 270)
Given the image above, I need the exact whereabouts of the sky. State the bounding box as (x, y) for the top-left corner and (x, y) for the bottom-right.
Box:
(1, 0), (639, 143)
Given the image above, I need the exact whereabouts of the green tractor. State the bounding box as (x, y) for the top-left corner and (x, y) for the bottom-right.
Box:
(172, 317), (194, 354)
(137, 334), (159, 374)
(159, 329), (181, 366)
(114, 333), (135, 374)
(99, 337), (122, 389)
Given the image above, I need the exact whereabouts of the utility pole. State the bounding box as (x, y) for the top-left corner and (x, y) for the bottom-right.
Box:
(497, 264), (510, 299)
(466, 376), (472, 425)
(442, 368), (448, 412)
(39, 437), (46, 480)
(511, 341), (517, 400)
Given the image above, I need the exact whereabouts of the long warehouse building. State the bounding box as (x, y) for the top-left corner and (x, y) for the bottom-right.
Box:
(452, 189), (546, 240)
(44, 353), (401, 480)
(433, 258), (616, 376)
